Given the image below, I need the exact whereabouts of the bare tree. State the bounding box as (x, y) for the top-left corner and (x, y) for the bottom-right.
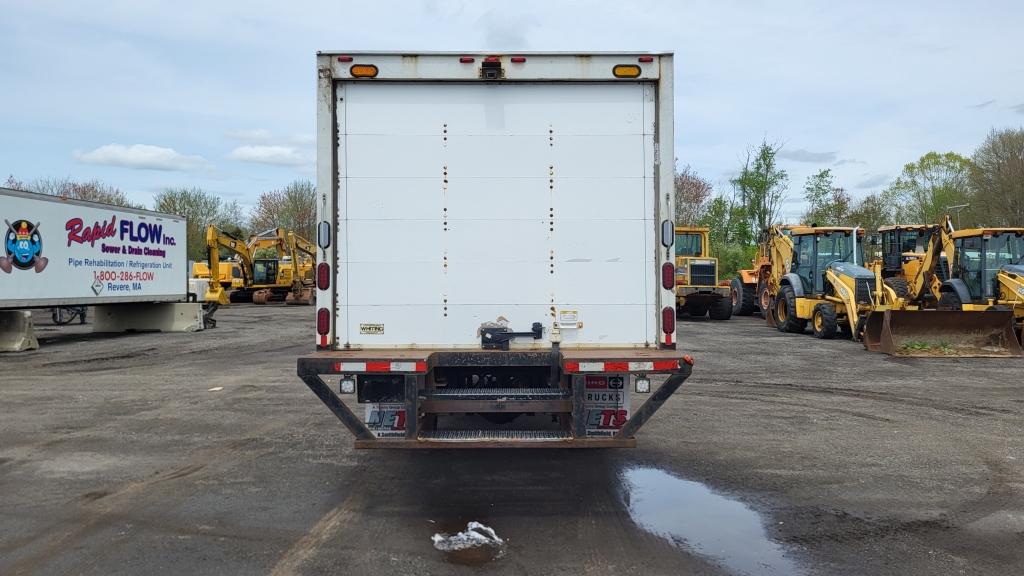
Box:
(249, 180), (317, 242)
(971, 127), (1024, 226)
(5, 175), (137, 207)
(673, 165), (714, 226)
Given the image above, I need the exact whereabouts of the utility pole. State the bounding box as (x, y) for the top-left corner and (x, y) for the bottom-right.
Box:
(946, 204), (969, 229)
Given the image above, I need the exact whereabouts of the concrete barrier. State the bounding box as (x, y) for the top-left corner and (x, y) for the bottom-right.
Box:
(0, 310), (39, 352)
(93, 303), (204, 333)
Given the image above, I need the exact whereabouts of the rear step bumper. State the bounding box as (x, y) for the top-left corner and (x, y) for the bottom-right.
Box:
(297, 349), (692, 449)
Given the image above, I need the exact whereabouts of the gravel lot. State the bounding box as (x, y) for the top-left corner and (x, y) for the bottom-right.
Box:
(1, 306), (1022, 575)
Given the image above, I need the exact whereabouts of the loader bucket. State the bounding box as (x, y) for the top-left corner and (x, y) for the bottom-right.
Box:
(862, 310), (1022, 357)
(285, 287), (315, 306)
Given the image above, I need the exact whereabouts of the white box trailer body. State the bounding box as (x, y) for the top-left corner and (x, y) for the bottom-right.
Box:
(0, 188), (187, 308)
(298, 52), (692, 448)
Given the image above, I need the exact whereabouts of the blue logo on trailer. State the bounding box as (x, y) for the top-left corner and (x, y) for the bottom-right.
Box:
(2, 219), (48, 273)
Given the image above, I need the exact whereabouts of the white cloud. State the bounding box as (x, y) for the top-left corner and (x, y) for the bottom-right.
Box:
(778, 149), (838, 163)
(856, 173), (890, 189)
(72, 144), (207, 171)
(226, 128), (272, 142)
(227, 145), (306, 166)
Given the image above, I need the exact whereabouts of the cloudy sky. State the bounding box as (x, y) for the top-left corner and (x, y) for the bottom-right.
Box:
(2, 0), (1022, 219)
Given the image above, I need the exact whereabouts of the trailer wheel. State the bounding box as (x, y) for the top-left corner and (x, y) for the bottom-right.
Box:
(731, 278), (755, 316)
(775, 285), (805, 333)
(709, 295), (733, 320)
(812, 303), (838, 339)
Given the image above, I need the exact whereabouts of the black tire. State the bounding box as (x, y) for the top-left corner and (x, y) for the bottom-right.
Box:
(709, 295), (733, 320)
(731, 278), (756, 316)
(938, 291), (962, 310)
(840, 318), (855, 340)
(775, 285), (805, 333)
(688, 304), (709, 318)
(883, 277), (911, 300)
(812, 303), (838, 339)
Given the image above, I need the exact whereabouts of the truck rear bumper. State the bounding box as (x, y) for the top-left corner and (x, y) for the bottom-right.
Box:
(297, 348), (691, 449)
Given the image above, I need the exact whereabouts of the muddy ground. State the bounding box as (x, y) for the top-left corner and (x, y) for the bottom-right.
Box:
(1, 306), (1022, 575)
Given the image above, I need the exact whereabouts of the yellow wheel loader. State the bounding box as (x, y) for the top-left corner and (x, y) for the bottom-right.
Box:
(674, 227), (732, 320)
(861, 219), (1021, 357)
(765, 226), (877, 339)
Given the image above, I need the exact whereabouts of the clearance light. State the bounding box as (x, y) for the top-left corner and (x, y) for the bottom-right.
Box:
(484, 56), (501, 63)
(510, 56), (526, 63)
(317, 307), (330, 335)
(350, 64), (379, 78)
(316, 262), (330, 290)
(459, 56), (475, 63)
(317, 221), (331, 249)
(662, 307), (675, 334)
(638, 56), (654, 63)
(613, 64), (642, 78)
(336, 55), (353, 62)
(661, 262), (674, 290)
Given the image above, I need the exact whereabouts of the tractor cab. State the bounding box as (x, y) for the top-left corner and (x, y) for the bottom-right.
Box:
(950, 229), (1024, 302)
(790, 227), (868, 296)
(252, 259), (279, 285)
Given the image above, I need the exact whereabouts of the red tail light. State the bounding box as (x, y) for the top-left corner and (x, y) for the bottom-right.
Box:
(510, 56), (526, 63)
(662, 307), (675, 334)
(638, 56), (654, 63)
(459, 56), (475, 63)
(316, 308), (330, 336)
(484, 56), (501, 63)
(316, 262), (330, 290)
(337, 55), (353, 62)
(661, 262), (674, 290)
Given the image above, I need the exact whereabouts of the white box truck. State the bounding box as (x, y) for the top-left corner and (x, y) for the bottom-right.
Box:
(0, 187), (187, 308)
(297, 52), (692, 448)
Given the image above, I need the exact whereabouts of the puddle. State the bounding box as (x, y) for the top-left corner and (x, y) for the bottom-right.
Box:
(621, 467), (800, 576)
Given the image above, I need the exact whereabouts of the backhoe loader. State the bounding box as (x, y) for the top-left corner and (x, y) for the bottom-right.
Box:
(861, 219), (1020, 357)
(764, 226), (878, 339)
(938, 227), (1024, 341)
(732, 225), (795, 316)
(205, 226), (317, 306)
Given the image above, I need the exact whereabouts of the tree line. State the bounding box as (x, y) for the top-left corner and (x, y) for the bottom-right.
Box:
(4, 175), (316, 262)
(675, 127), (1024, 277)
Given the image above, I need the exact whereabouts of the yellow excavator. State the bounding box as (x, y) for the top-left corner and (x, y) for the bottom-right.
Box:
(205, 226), (316, 307)
(862, 218), (1021, 356)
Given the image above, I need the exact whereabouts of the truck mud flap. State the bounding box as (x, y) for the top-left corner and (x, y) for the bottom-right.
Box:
(862, 309), (1022, 357)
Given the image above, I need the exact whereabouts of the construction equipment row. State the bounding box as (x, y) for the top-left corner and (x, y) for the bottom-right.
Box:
(197, 226), (316, 307)
(726, 220), (1023, 357)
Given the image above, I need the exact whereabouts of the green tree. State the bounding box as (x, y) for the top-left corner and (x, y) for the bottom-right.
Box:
(674, 164), (713, 226)
(153, 187), (243, 261)
(801, 169), (851, 225)
(882, 151), (974, 226)
(847, 193), (891, 261)
(249, 180), (317, 241)
(731, 140), (789, 236)
(699, 191), (753, 278)
(970, 127), (1024, 226)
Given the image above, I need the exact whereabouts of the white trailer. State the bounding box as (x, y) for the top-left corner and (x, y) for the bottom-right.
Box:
(1, 187), (187, 308)
(298, 52), (692, 448)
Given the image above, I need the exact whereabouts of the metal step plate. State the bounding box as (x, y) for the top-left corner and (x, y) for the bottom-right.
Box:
(423, 387), (570, 400)
(420, 430), (572, 441)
